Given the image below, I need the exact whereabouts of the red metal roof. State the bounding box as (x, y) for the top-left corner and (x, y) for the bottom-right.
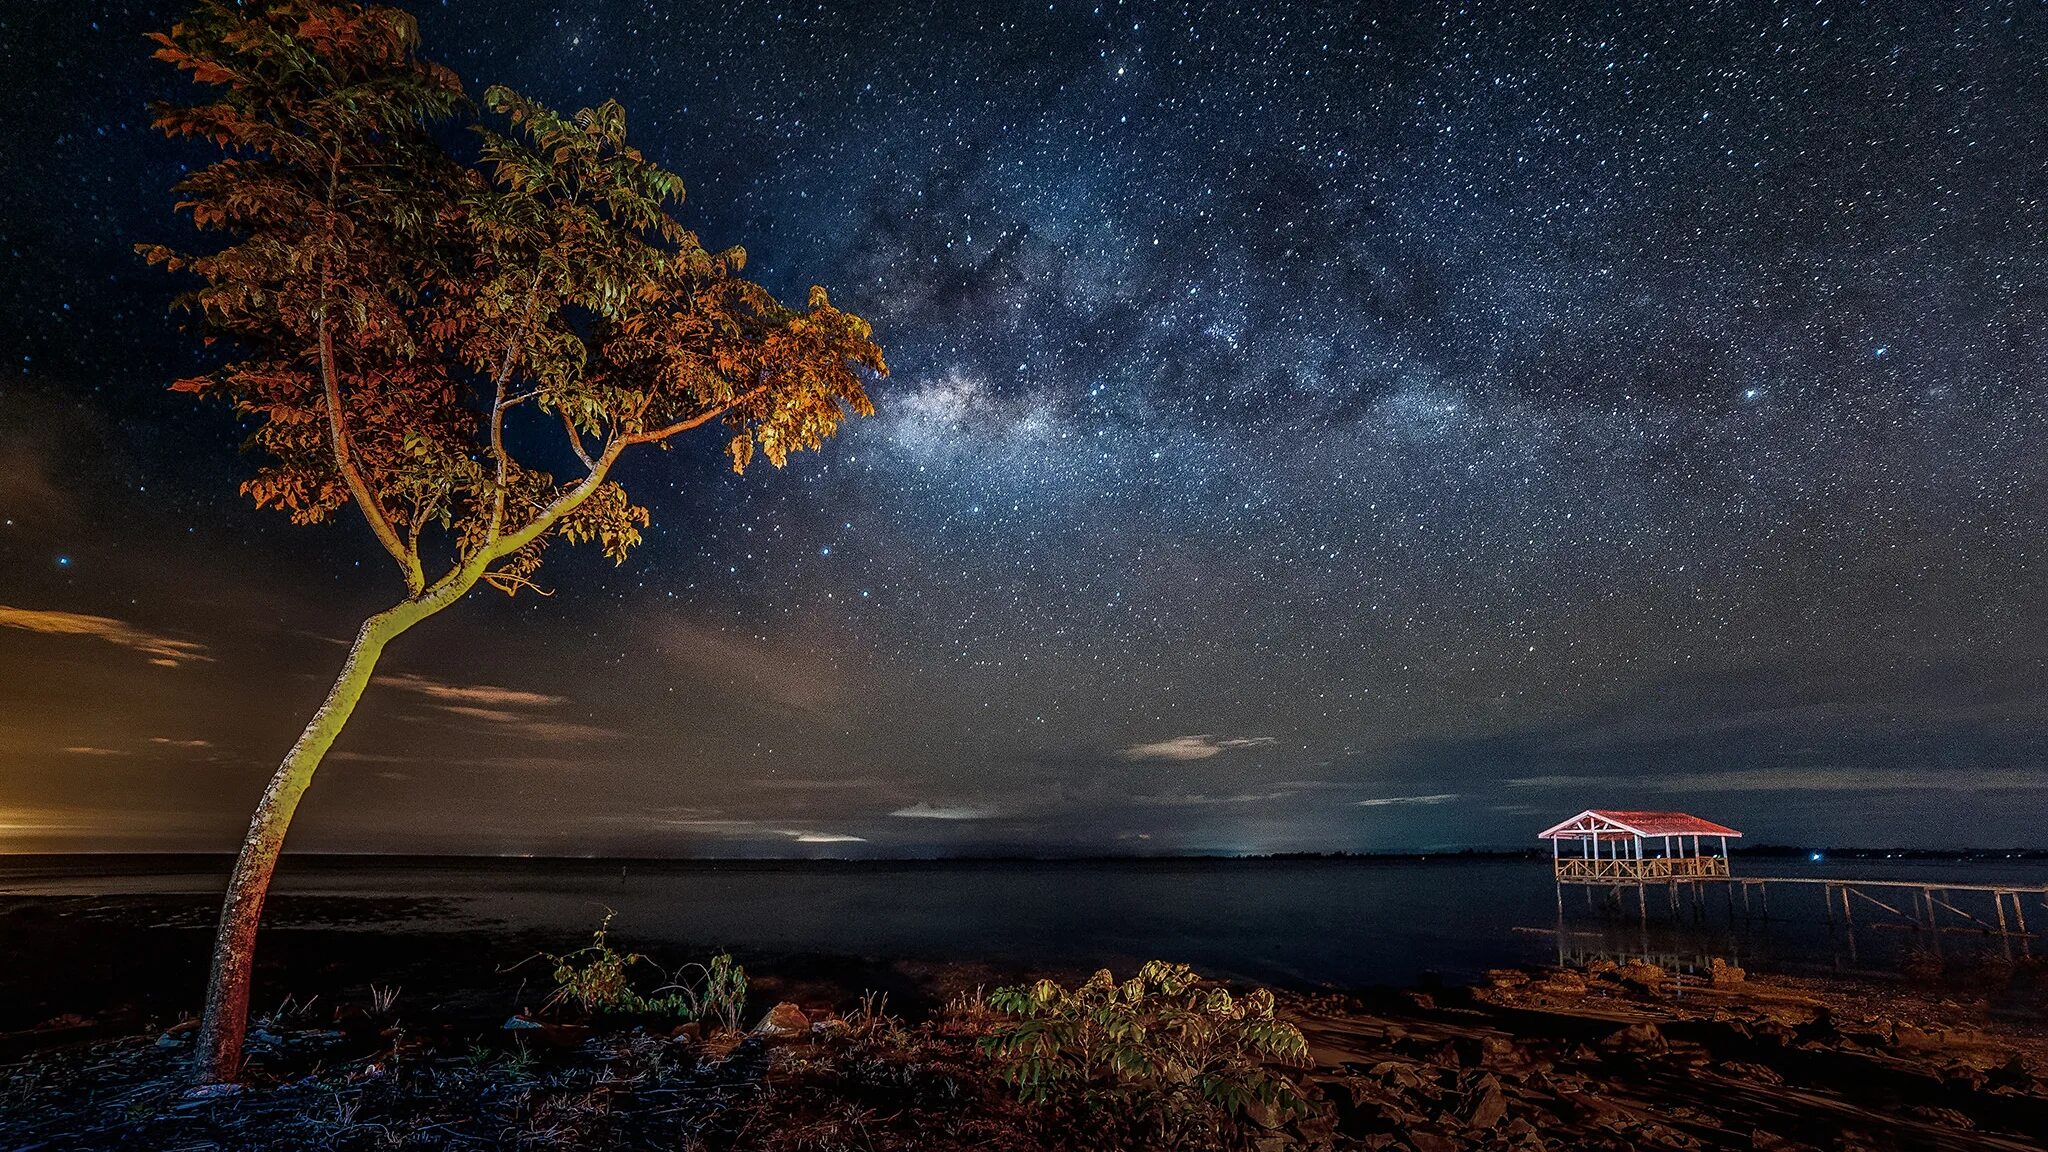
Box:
(1539, 809), (1742, 839)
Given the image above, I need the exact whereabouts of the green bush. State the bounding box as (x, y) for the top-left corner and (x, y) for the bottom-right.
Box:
(539, 911), (745, 1026)
(660, 951), (748, 1034)
(980, 961), (1311, 1146)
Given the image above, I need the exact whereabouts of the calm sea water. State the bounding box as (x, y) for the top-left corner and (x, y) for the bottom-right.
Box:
(5, 855), (2045, 988)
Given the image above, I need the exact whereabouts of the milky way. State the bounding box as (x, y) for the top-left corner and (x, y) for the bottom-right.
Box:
(1, 1), (2044, 854)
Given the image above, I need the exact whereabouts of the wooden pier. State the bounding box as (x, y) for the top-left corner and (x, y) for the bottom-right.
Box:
(1537, 809), (2048, 961)
(1732, 875), (2048, 958)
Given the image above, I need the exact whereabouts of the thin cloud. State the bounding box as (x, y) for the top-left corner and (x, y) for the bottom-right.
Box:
(1355, 793), (1459, 807)
(377, 673), (566, 709)
(754, 776), (884, 791)
(1119, 734), (1278, 761)
(0, 605), (210, 667)
(1132, 791), (1295, 806)
(377, 673), (613, 743)
(890, 802), (997, 820)
(432, 705), (617, 743)
(436, 705), (530, 725)
(782, 830), (868, 843)
(148, 737), (212, 749)
(1508, 768), (2048, 793)
(62, 746), (130, 756)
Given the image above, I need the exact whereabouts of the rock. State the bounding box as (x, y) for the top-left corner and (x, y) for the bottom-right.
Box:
(1942, 1064), (1989, 1092)
(1613, 961), (1667, 993)
(502, 1015), (543, 1030)
(156, 1030), (188, 1048)
(1476, 1034), (1529, 1071)
(1717, 1060), (1784, 1086)
(1988, 1053), (2037, 1093)
(1904, 1105), (1973, 1130)
(1368, 1059), (1434, 1094)
(1406, 1129), (1461, 1152)
(1600, 1022), (1669, 1059)
(1291, 1107), (1339, 1147)
(1558, 1087), (1635, 1129)
(751, 1001), (810, 1041)
(1460, 1076), (1509, 1128)
(1487, 969), (1531, 989)
(1708, 957), (1745, 985)
(1629, 1120), (1702, 1149)
(1539, 971), (1586, 996)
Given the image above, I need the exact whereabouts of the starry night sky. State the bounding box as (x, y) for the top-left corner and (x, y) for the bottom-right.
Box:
(1, 1), (2045, 855)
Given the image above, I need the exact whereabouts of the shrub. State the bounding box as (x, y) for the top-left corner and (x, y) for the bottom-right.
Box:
(538, 911), (745, 1025)
(657, 951), (749, 1034)
(979, 961), (1311, 1146)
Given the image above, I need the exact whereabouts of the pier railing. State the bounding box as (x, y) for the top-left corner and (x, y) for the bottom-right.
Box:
(1554, 855), (1730, 884)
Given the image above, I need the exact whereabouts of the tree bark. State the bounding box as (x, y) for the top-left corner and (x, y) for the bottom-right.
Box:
(193, 591), (459, 1082)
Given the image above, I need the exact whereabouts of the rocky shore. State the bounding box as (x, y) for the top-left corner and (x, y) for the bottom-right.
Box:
(1287, 959), (2048, 1151)
(5, 955), (2044, 1151)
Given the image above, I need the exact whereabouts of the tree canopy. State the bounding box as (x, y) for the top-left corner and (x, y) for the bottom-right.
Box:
(140, 0), (885, 601)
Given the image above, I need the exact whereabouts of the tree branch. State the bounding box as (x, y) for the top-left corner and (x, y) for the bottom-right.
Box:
(621, 386), (765, 445)
(560, 408), (596, 470)
(480, 391), (757, 571)
(482, 438), (628, 565)
(481, 272), (546, 553)
(317, 142), (422, 596)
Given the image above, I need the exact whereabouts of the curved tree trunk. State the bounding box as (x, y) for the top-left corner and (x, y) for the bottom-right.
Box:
(194, 591), (458, 1082)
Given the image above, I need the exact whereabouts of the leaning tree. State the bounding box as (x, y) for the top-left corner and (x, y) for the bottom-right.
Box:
(141, 0), (884, 1082)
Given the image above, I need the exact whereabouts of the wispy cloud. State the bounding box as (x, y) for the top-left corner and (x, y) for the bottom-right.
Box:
(329, 751), (420, 764)
(1355, 793), (1459, 807)
(601, 815), (869, 845)
(0, 605), (210, 667)
(378, 672), (613, 742)
(62, 746), (130, 756)
(754, 776), (883, 791)
(1119, 734), (1278, 762)
(149, 736), (212, 749)
(1508, 768), (2048, 793)
(889, 802), (997, 820)
(376, 673), (566, 709)
(1132, 791), (1295, 806)
(658, 622), (846, 718)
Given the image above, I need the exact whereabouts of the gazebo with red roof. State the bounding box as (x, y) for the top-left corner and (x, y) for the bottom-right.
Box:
(1538, 809), (1742, 884)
